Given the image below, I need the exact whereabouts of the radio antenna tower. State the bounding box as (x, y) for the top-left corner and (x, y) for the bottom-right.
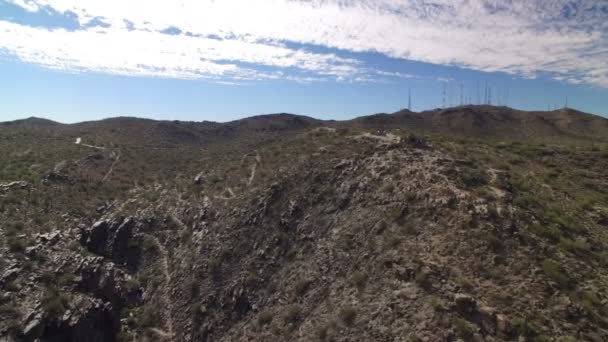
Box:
(460, 82), (464, 106)
(488, 87), (492, 105)
(408, 88), (412, 111)
(442, 82), (446, 108)
(484, 81), (488, 104)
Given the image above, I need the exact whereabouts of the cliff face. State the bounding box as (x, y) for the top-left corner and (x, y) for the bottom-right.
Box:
(1, 109), (608, 341)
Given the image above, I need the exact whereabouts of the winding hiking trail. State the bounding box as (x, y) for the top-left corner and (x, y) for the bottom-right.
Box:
(102, 149), (121, 182)
(145, 234), (175, 342)
(75, 137), (120, 182)
(75, 137), (105, 150)
(247, 150), (261, 186)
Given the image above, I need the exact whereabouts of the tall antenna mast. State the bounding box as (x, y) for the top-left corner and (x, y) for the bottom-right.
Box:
(488, 87), (492, 105)
(442, 82), (446, 108)
(408, 88), (412, 111)
(565, 96), (568, 109)
(484, 81), (488, 104)
(496, 87), (500, 106)
(476, 81), (480, 105)
(460, 82), (464, 106)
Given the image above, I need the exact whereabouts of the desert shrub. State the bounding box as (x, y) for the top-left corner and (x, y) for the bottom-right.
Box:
(459, 167), (489, 188)
(338, 306), (357, 326)
(42, 287), (69, 319)
(452, 317), (474, 339)
(512, 317), (541, 338)
(7, 237), (26, 253)
(579, 290), (601, 312)
(541, 259), (573, 288)
(544, 209), (580, 234)
(485, 232), (504, 253)
(294, 279), (311, 297)
(429, 296), (443, 311)
(530, 224), (563, 242)
(415, 270), (431, 290)
(125, 276), (142, 292)
(351, 271), (368, 292)
(382, 183), (395, 193)
(4, 281), (19, 292)
(558, 238), (590, 256)
(455, 276), (474, 292)
(257, 311), (273, 326)
(283, 305), (301, 324)
(244, 272), (259, 289)
(138, 305), (162, 328)
(316, 325), (329, 340)
(513, 192), (540, 210)
(57, 273), (75, 287)
(384, 235), (402, 249)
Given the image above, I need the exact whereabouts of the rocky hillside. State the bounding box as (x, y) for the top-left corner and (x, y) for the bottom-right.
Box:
(358, 106), (608, 142)
(1, 107), (608, 341)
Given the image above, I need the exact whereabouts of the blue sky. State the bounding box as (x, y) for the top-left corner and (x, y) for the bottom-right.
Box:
(0, 0), (607, 123)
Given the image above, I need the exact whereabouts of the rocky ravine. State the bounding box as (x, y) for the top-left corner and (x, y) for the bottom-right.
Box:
(1, 133), (607, 341)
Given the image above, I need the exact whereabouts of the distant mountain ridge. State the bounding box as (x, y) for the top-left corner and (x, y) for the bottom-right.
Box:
(2, 106), (607, 142)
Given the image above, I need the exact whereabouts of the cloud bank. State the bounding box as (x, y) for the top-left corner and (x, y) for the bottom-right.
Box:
(1, 0), (607, 86)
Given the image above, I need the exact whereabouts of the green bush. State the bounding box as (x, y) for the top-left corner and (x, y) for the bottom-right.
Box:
(42, 287), (69, 319)
(429, 296), (443, 311)
(283, 306), (301, 324)
(138, 305), (162, 328)
(415, 270), (431, 290)
(7, 237), (26, 253)
(530, 224), (562, 242)
(452, 317), (474, 339)
(338, 306), (357, 326)
(558, 238), (590, 256)
(459, 167), (489, 188)
(294, 279), (311, 297)
(384, 235), (402, 249)
(257, 311), (273, 326)
(316, 325), (329, 340)
(351, 271), (368, 292)
(541, 260), (572, 288)
(512, 317), (540, 338)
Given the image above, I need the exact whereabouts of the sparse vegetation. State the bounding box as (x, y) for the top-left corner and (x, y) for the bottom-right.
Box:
(338, 306), (357, 326)
(41, 286), (69, 320)
(351, 271), (368, 292)
(452, 317), (474, 339)
(257, 311), (273, 326)
(542, 259), (573, 288)
(284, 305), (301, 324)
(294, 279), (311, 297)
(2, 108), (608, 341)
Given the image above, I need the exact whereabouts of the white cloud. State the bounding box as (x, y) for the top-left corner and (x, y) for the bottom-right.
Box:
(0, 20), (362, 81)
(2, 0), (608, 86)
(7, 0), (39, 12)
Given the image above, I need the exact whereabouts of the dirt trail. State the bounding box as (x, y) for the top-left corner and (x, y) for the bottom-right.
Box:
(145, 234), (175, 341)
(215, 187), (235, 200)
(487, 168), (507, 198)
(247, 163), (257, 186)
(102, 149), (121, 182)
(75, 137), (105, 150)
(247, 150), (261, 186)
